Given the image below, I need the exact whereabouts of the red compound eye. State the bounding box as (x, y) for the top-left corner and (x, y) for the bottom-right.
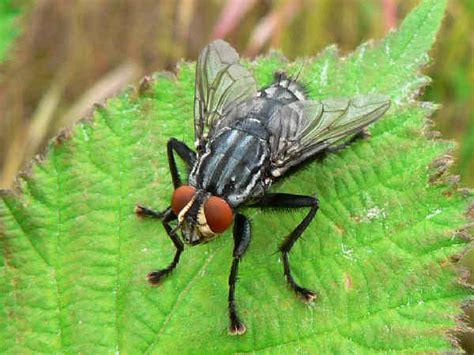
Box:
(204, 196), (234, 234)
(171, 185), (196, 215)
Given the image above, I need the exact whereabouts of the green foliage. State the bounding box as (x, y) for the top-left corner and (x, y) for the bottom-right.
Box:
(0, 0), (23, 63)
(0, 0), (471, 353)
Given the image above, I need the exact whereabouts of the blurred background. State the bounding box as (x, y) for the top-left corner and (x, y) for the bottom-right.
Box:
(0, 0), (472, 350)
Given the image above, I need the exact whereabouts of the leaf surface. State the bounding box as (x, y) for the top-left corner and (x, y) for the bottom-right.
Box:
(0, 0), (471, 353)
(0, 0), (23, 63)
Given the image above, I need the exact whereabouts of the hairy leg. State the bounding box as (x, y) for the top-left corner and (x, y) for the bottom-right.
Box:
(135, 206), (184, 284)
(166, 137), (196, 188)
(135, 137), (196, 283)
(252, 193), (319, 302)
(228, 213), (251, 335)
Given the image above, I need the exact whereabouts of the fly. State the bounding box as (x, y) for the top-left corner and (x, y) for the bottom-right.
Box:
(136, 40), (390, 335)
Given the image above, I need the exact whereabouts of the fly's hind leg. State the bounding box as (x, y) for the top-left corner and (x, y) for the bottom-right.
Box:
(252, 193), (319, 302)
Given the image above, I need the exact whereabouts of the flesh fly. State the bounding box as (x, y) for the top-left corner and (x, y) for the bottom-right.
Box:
(136, 40), (390, 335)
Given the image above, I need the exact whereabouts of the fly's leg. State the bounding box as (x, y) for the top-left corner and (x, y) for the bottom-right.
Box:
(147, 209), (184, 285)
(135, 206), (184, 285)
(167, 137), (196, 188)
(134, 205), (164, 218)
(228, 214), (251, 335)
(135, 138), (195, 283)
(252, 193), (319, 302)
(134, 137), (195, 222)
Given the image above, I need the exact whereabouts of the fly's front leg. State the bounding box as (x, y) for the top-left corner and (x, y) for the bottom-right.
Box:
(167, 137), (196, 188)
(136, 206), (184, 285)
(135, 138), (195, 283)
(135, 137), (195, 214)
(252, 193), (319, 302)
(228, 214), (251, 335)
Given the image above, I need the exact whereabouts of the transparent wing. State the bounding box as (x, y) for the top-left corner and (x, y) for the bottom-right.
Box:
(194, 40), (257, 149)
(268, 95), (391, 177)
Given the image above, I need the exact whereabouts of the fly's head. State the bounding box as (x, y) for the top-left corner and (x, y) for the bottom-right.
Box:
(171, 185), (234, 245)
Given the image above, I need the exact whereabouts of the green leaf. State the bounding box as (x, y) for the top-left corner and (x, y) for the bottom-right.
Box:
(0, 0), (24, 63)
(1, 0), (471, 353)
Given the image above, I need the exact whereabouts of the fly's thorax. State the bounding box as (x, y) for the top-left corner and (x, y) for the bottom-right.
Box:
(189, 123), (271, 208)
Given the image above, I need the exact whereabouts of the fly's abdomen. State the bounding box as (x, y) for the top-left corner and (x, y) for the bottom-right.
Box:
(259, 73), (307, 104)
(226, 73), (307, 127)
(190, 121), (270, 207)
